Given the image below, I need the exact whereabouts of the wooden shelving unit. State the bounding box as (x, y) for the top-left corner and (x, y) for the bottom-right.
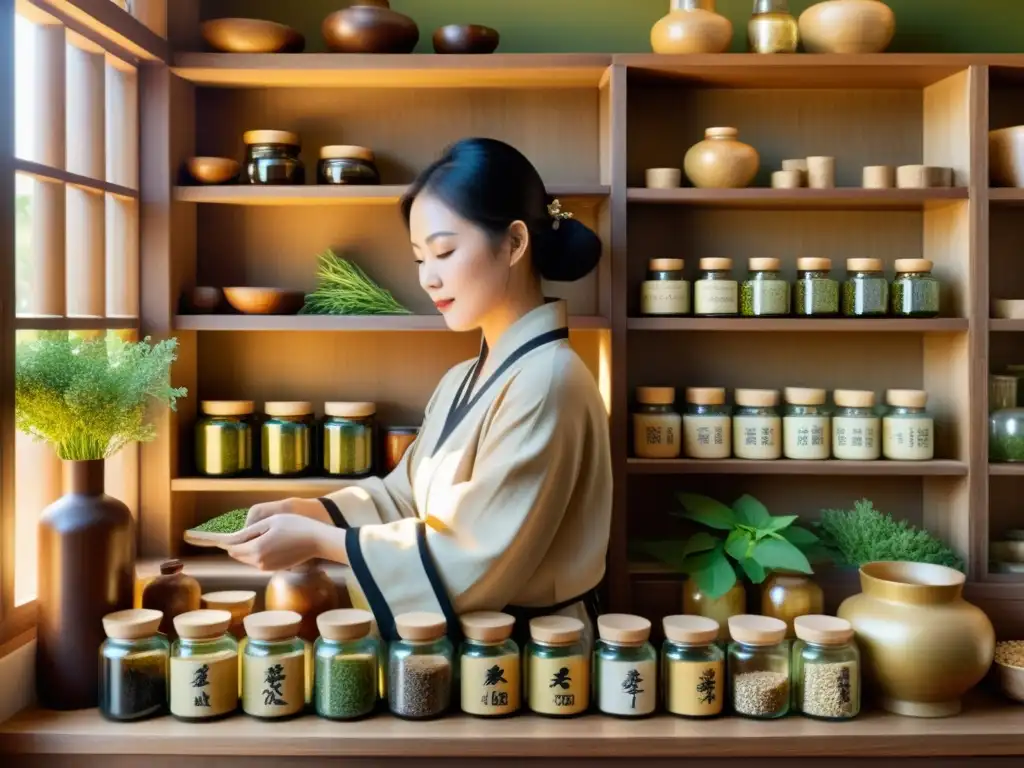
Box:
(627, 459), (970, 477)
(627, 317), (968, 332)
(173, 315), (611, 332)
(626, 187), (968, 210)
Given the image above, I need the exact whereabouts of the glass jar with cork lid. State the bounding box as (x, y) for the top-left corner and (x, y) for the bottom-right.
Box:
(794, 257), (839, 316)
(694, 258), (738, 316)
(683, 387), (731, 459)
(741, 257), (790, 317)
(459, 611), (521, 718)
(633, 387), (682, 459)
(388, 612), (453, 720)
(783, 387), (831, 460)
(792, 615), (861, 721)
(733, 389), (782, 460)
(314, 609), (380, 721)
(244, 129), (304, 185)
(891, 259), (940, 318)
(640, 258), (690, 317)
(595, 614), (657, 718)
(727, 615), (790, 720)
(661, 616), (724, 718)
(525, 616), (589, 718)
(323, 401), (376, 478)
(241, 610), (306, 720)
(262, 401), (314, 477)
(195, 400), (254, 477)
(100, 609), (169, 722)
(883, 389), (934, 461)
(202, 590), (257, 697)
(832, 390), (881, 461)
(842, 258), (889, 317)
(170, 610), (239, 721)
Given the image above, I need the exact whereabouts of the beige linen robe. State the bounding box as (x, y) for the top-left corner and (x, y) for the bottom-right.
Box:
(324, 300), (611, 640)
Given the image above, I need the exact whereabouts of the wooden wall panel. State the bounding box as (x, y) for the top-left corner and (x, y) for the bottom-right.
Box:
(64, 40), (104, 180)
(64, 186), (104, 316)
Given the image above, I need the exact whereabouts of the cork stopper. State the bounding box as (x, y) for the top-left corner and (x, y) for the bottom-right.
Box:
(834, 389), (876, 408)
(320, 145), (375, 162)
(699, 257), (733, 271)
(785, 387), (827, 406)
(886, 389), (928, 408)
(174, 609), (233, 640)
(159, 559), (184, 576)
(728, 615), (787, 646)
(243, 129), (299, 146)
(894, 258), (933, 274)
(706, 127), (738, 139)
(460, 611), (515, 643)
(395, 611), (447, 642)
(244, 610), (302, 642)
(317, 609), (374, 642)
(103, 609), (163, 641)
(686, 387), (726, 406)
(794, 615), (854, 646)
(636, 386), (675, 406)
(201, 400), (254, 417)
(597, 614), (651, 646)
(264, 401), (313, 418)
(649, 258), (684, 271)
(325, 401), (377, 418)
(735, 388), (780, 408)
(846, 258), (884, 272)
(663, 615), (719, 646)
(529, 616), (584, 646)
(201, 591), (257, 624)
(748, 257), (781, 272)
(797, 257), (832, 271)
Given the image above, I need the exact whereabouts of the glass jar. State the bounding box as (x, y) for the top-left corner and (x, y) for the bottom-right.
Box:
(169, 610), (239, 721)
(459, 612), (521, 718)
(244, 129), (304, 185)
(661, 616), (724, 718)
(794, 257), (839, 316)
(314, 609), (380, 721)
(990, 408), (1024, 463)
(792, 615), (861, 721)
(633, 386), (682, 459)
(727, 615), (790, 719)
(384, 426), (419, 474)
(733, 389), (782, 460)
(640, 258), (690, 317)
(595, 614), (657, 717)
(741, 257), (789, 317)
(142, 559), (201, 639)
(991, 374), (1019, 413)
(261, 401), (314, 477)
(842, 258), (889, 317)
(100, 609), (170, 721)
(241, 611), (306, 720)
(891, 258), (940, 318)
(683, 387), (731, 459)
(748, 0), (798, 54)
(388, 612), (453, 720)
(195, 400), (254, 477)
(883, 389), (934, 461)
(694, 258), (738, 316)
(526, 616), (589, 717)
(783, 387), (830, 460)
(324, 401), (376, 478)
(1006, 365), (1024, 407)
(760, 573), (824, 638)
(202, 590), (257, 697)
(317, 145), (380, 185)
(832, 389), (881, 461)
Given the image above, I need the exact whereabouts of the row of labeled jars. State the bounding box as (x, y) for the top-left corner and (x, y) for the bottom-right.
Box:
(195, 400), (418, 479)
(634, 386), (934, 462)
(99, 607), (858, 723)
(640, 257), (941, 318)
(243, 130), (380, 186)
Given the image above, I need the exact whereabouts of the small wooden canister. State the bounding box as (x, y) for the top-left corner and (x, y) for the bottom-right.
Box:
(807, 156), (836, 189)
(384, 427), (420, 474)
(862, 165), (895, 189)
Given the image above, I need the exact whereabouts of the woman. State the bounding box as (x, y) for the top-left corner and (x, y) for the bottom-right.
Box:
(221, 138), (612, 645)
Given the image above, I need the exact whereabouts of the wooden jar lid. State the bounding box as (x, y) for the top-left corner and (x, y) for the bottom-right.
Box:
(785, 387), (827, 406)
(794, 615), (854, 646)
(597, 614), (651, 646)
(705, 127), (738, 139)
(243, 129), (299, 146)
(728, 615), (787, 646)
(264, 401), (313, 417)
(529, 616), (583, 645)
(103, 609), (163, 641)
(325, 401), (377, 418)
(886, 389), (928, 408)
(159, 559), (184, 575)
(699, 257), (732, 271)
(686, 387), (726, 406)
(636, 386), (675, 405)
(894, 258), (933, 273)
(320, 145), (375, 162)
(174, 609), (233, 640)
(201, 591), (257, 623)
(797, 257), (832, 271)
(460, 611), (515, 643)
(244, 610), (303, 642)
(834, 389), (876, 408)
(735, 388), (780, 408)
(846, 258), (884, 272)
(317, 609), (374, 642)
(395, 611), (447, 642)
(649, 258), (684, 271)
(749, 257), (781, 271)
(201, 400), (254, 416)
(662, 615), (719, 645)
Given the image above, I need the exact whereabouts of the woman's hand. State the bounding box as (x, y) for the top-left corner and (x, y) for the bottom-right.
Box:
(222, 514), (334, 571)
(245, 497), (332, 527)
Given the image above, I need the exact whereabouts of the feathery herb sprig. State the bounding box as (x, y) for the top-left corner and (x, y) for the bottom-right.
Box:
(301, 249), (411, 315)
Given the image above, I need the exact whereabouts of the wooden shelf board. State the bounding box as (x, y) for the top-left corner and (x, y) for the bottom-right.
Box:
(172, 477), (354, 493)
(989, 188), (1024, 203)
(989, 319), (1024, 332)
(15, 158), (137, 199)
(137, 556), (350, 589)
(627, 187), (968, 210)
(627, 459), (968, 476)
(173, 315), (610, 332)
(171, 53), (612, 89)
(629, 317), (968, 333)
(14, 315), (139, 331)
(989, 463), (1024, 475)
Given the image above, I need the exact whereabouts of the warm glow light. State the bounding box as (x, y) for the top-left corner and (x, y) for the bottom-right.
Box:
(598, 329), (612, 416)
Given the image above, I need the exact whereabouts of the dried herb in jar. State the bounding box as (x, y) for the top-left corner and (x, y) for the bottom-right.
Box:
(801, 662), (856, 719)
(733, 671), (789, 717)
(101, 651), (168, 721)
(389, 654), (451, 719)
(316, 654), (378, 719)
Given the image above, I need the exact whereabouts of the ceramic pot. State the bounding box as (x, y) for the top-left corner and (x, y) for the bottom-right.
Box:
(141, 560), (201, 639)
(433, 24), (500, 54)
(322, 0), (420, 54)
(838, 561), (995, 718)
(798, 0), (895, 54)
(37, 460), (135, 710)
(682, 579), (746, 642)
(651, 0), (733, 54)
(265, 560), (342, 642)
(990, 126), (1024, 188)
(684, 127), (760, 189)
(760, 572), (824, 638)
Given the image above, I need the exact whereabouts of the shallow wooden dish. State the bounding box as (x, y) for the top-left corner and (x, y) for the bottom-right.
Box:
(433, 24), (500, 54)
(183, 529), (236, 549)
(202, 18), (305, 53)
(186, 157), (240, 185)
(224, 287), (306, 315)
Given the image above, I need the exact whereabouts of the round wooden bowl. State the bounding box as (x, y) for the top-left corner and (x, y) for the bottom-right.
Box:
(186, 157), (240, 185)
(322, 1), (420, 54)
(433, 24), (500, 54)
(223, 287), (305, 315)
(202, 18), (305, 53)
(190, 286), (223, 313)
(991, 126), (1024, 188)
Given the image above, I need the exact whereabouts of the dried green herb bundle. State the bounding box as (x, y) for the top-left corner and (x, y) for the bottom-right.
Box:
(302, 249), (411, 315)
(191, 508), (249, 534)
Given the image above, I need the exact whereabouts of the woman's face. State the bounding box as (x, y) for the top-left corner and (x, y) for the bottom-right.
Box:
(409, 191), (520, 333)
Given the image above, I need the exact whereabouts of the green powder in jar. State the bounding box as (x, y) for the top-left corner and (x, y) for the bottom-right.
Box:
(191, 508), (249, 534)
(794, 278), (839, 316)
(316, 654), (378, 720)
(740, 280), (789, 317)
(842, 279), (888, 317)
(891, 278), (939, 318)
(991, 433), (1024, 462)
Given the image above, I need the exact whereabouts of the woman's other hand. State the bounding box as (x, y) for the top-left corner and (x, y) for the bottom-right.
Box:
(223, 514), (333, 571)
(245, 497), (331, 527)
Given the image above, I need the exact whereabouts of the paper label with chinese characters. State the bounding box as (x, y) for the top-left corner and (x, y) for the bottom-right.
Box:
(461, 652), (521, 716)
(170, 651), (238, 719)
(242, 650), (305, 718)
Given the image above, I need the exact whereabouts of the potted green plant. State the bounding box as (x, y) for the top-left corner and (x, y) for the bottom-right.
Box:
(16, 334), (185, 710)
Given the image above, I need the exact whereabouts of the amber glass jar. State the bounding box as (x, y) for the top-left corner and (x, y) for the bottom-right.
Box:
(243, 129), (304, 185)
(317, 145), (380, 185)
(141, 560), (201, 639)
(760, 572), (824, 638)
(384, 426), (419, 474)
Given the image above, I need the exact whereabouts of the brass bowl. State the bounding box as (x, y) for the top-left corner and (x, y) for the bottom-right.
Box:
(202, 18), (305, 53)
(433, 24), (500, 54)
(322, 1), (420, 54)
(223, 287), (305, 315)
(186, 157), (240, 185)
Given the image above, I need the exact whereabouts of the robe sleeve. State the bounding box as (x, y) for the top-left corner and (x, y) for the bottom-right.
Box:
(343, 362), (593, 640)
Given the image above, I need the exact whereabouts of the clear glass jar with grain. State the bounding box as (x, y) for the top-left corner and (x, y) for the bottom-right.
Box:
(741, 257), (790, 317)
(261, 401), (314, 477)
(595, 614), (657, 717)
(169, 610), (239, 721)
(794, 257), (839, 316)
(526, 616), (589, 717)
(727, 615), (790, 719)
(633, 386), (682, 459)
(792, 615), (861, 721)
(661, 615), (724, 718)
(694, 258), (738, 316)
(459, 612), (521, 718)
(323, 401), (376, 478)
(783, 387), (831, 460)
(388, 612), (453, 720)
(891, 259), (940, 318)
(241, 610), (306, 720)
(733, 389), (782, 460)
(314, 609), (380, 721)
(832, 389), (881, 461)
(195, 400), (254, 477)
(883, 389), (934, 461)
(641, 258), (690, 316)
(842, 258), (889, 317)
(683, 387), (731, 459)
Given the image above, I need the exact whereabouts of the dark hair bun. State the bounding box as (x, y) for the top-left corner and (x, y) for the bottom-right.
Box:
(532, 214), (603, 282)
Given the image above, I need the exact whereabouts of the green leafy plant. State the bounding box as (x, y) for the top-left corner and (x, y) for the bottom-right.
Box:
(817, 498), (965, 572)
(640, 493), (826, 600)
(301, 249), (411, 315)
(15, 335), (186, 461)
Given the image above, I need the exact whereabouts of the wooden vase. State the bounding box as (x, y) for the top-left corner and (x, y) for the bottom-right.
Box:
(322, 0), (420, 54)
(798, 0), (896, 54)
(684, 127), (760, 189)
(265, 560), (342, 642)
(651, 0), (733, 54)
(141, 560), (201, 639)
(760, 572), (824, 638)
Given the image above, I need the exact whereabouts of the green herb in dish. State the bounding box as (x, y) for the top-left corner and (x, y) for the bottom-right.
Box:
(191, 508), (249, 534)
